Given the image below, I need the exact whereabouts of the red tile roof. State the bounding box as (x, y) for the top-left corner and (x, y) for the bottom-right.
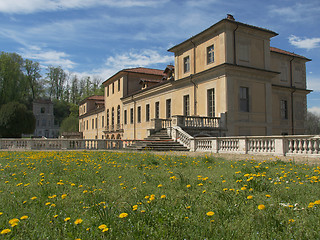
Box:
(86, 95), (104, 101)
(124, 67), (165, 76)
(270, 47), (311, 61)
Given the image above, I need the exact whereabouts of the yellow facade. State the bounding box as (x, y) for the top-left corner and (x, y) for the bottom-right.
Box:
(80, 16), (311, 140)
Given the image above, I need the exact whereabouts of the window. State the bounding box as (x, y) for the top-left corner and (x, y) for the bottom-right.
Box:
(86, 120), (88, 130)
(107, 110), (109, 126)
(239, 87), (249, 112)
(42, 119), (46, 127)
(102, 116), (104, 127)
(146, 104), (150, 122)
(166, 99), (171, 119)
(137, 106), (141, 123)
(280, 100), (288, 119)
(117, 105), (121, 125)
(207, 88), (215, 117)
(130, 108), (134, 124)
(183, 95), (190, 116)
(118, 79), (120, 92)
(155, 102), (160, 119)
(184, 56), (190, 73)
(124, 110), (127, 124)
(41, 107), (45, 114)
(207, 45), (214, 64)
(95, 118), (97, 129)
(112, 107), (115, 126)
(92, 119), (94, 129)
(107, 86), (109, 97)
(112, 82), (114, 94)
(84, 105), (86, 113)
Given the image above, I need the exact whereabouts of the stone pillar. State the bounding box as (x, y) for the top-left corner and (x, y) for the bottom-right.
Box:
(190, 138), (196, 152)
(238, 137), (247, 154)
(61, 140), (69, 150)
(211, 138), (218, 153)
(274, 138), (286, 156)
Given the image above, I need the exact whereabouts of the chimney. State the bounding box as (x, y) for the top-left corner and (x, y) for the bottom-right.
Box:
(227, 14), (235, 21)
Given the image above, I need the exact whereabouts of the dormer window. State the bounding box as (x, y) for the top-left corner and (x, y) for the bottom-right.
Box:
(184, 56), (190, 73)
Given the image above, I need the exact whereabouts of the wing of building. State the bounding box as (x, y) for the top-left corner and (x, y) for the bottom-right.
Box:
(79, 15), (311, 140)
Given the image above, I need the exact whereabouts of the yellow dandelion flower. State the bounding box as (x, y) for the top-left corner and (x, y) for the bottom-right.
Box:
(140, 210), (146, 213)
(0, 212), (3, 215)
(98, 224), (107, 230)
(8, 218), (19, 225)
(161, 195), (166, 199)
(102, 228), (109, 232)
(186, 206), (191, 209)
(1, 229), (11, 235)
(206, 211), (215, 216)
(247, 195), (253, 200)
(119, 213), (128, 218)
(202, 190), (206, 193)
(288, 219), (295, 223)
(241, 187), (246, 190)
(157, 184), (163, 188)
(210, 220), (215, 223)
(31, 197), (37, 200)
(64, 217), (70, 222)
(20, 216), (28, 220)
(61, 194), (67, 199)
(314, 200), (320, 205)
(308, 202), (314, 208)
(265, 194), (271, 198)
(186, 184), (191, 188)
(53, 215), (58, 218)
(74, 219), (83, 225)
(258, 204), (266, 210)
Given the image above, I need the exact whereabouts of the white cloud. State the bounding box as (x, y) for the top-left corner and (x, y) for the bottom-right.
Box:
(19, 46), (76, 69)
(89, 49), (173, 79)
(269, 2), (320, 23)
(289, 35), (320, 50)
(307, 77), (320, 92)
(308, 106), (320, 116)
(0, 0), (168, 14)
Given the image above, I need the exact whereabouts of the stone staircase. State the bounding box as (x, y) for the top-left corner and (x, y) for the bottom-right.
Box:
(125, 129), (189, 151)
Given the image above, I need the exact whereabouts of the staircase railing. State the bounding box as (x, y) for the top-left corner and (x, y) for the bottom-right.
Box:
(172, 126), (193, 149)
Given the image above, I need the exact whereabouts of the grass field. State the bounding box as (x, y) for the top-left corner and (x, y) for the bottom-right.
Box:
(0, 151), (319, 239)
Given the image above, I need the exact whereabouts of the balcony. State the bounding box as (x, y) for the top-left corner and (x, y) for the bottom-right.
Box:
(104, 124), (124, 133)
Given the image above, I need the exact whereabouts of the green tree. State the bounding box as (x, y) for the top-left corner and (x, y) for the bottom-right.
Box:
(0, 52), (26, 105)
(46, 66), (67, 100)
(305, 111), (320, 135)
(24, 59), (42, 100)
(60, 115), (79, 133)
(0, 102), (35, 138)
(53, 100), (70, 127)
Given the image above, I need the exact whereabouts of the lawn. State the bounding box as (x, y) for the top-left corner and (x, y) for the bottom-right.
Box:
(0, 151), (319, 239)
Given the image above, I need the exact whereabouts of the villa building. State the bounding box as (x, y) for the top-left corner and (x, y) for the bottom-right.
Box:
(79, 15), (311, 140)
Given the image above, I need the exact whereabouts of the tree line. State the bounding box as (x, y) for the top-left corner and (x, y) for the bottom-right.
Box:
(0, 51), (104, 137)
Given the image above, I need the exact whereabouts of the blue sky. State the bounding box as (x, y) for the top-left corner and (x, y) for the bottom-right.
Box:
(1, 0), (319, 113)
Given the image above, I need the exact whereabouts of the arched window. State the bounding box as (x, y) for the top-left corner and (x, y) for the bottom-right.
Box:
(117, 105), (121, 125)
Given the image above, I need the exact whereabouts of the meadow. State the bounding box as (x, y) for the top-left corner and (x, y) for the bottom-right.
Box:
(0, 151), (319, 239)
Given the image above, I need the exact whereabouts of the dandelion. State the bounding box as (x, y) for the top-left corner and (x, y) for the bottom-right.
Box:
(31, 197), (37, 200)
(61, 194), (67, 199)
(20, 216), (28, 220)
(314, 200), (320, 205)
(74, 219), (83, 225)
(119, 213), (128, 218)
(64, 217), (71, 222)
(186, 184), (191, 188)
(186, 206), (191, 209)
(9, 218), (19, 225)
(206, 211), (215, 216)
(265, 194), (271, 198)
(288, 219), (295, 223)
(98, 224), (107, 230)
(258, 204), (266, 210)
(161, 195), (166, 199)
(0, 212), (3, 215)
(157, 184), (163, 188)
(1, 229), (11, 235)
(247, 195), (253, 200)
(241, 187), (246, 190)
